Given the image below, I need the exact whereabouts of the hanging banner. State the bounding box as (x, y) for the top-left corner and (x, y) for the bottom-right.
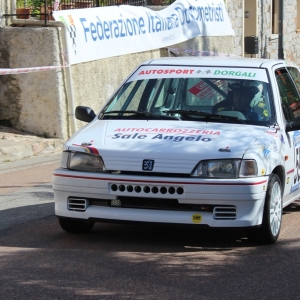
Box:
(53, 0), (235, 65)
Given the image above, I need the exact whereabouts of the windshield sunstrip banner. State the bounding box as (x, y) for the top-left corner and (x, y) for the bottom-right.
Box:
(53, 0), (234, 64)
(129, 66), (269, 82)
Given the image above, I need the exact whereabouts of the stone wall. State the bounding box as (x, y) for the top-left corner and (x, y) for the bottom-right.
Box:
(0, 24), (234, 140)
(226, 0), (244, 56)
(226, 0), (300, 64)
(258, 0), (300, 63)
(0, 27), (67, 139)
(282, 0), (300, 63)
(0, 0), (10, 27)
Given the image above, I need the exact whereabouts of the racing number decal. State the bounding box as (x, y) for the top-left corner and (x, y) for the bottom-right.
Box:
(291, 131), (300, 193)
(295, 146), (300, 184)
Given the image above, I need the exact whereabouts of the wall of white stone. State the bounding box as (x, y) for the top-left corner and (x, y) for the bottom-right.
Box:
(225, 0), (244, 56)
(226, 0), (300, 64)
(0, 27), (67, 139)
(0, 25), (234, 140)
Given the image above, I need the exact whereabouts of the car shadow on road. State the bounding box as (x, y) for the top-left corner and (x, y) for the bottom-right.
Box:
(0, 203), (298, 252)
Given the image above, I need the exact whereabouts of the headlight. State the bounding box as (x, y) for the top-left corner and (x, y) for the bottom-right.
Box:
(191, 159), (257, 178)
(60, 151), (106, 173)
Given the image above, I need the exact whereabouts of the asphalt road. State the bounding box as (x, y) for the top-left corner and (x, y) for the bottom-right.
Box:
(0, 154), (300, 299)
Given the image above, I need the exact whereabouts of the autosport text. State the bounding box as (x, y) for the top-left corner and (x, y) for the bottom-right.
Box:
(138, 69), (195, 75)
(79, 3), (225, 42)
(112, 133), (212, 142)
(114, 128), (221, 135)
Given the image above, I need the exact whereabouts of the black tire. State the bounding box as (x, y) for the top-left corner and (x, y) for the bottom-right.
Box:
(58, 217), (95, 233)
(247, 174), (283, 244)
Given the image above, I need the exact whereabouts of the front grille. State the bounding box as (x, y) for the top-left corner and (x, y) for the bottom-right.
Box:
(213, 206), (237, 219)
(116, 197), (192, 210)
(90, 197), (214, 212)
(114, 171), (191, 178)
(68, 198), (88, 211)
(110, 183), (184, 196)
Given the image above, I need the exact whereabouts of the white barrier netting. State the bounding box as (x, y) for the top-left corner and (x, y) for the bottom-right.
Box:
(166, 47), (241, 57)
(0, 64), (67, 75)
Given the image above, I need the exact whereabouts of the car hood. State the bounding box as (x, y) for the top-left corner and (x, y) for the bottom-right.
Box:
(67, 120), (268, 174)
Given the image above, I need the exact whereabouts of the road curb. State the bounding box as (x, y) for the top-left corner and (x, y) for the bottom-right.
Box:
(0, 126), (64, 162)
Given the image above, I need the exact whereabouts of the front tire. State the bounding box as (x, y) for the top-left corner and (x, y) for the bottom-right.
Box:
(247, 174), (283, 244)
(58, 217), (95, 233)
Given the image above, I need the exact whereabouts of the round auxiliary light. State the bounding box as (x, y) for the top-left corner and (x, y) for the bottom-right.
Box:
(111, 184), (118, 191)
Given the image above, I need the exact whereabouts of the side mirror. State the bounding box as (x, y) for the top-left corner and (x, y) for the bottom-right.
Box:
(75, 106), (96, 123)
(286, 116), (300, 132)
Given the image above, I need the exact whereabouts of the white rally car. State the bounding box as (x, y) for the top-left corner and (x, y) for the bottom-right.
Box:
(53, 57), (300, 244)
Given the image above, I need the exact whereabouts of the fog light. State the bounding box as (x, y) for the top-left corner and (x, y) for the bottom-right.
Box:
(111, 199), (122, 207)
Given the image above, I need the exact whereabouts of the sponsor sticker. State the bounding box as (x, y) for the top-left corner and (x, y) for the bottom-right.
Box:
(114, 127), (221, 135)
(192, 213), (202, 223)
(293, 131), (300, 147)
(261, 139), (278, 158)
(130, 66), (269, 82)
(188, 79), (227, 99)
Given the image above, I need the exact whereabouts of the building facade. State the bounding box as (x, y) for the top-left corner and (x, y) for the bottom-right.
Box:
(226, 0), (300, 64)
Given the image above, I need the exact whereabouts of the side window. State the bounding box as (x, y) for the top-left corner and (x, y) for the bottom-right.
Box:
(275, 68), (300, 122)
(287, 67), (300, 94)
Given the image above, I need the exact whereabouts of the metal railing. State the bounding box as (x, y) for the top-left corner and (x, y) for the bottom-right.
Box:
(10, 0), (172, 22)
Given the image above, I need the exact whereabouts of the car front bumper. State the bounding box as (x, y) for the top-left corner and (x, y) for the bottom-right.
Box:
(53, 169), (268, 228)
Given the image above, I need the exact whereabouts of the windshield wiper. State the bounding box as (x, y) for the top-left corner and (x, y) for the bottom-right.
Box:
(164, 110), (245, 123)
(102, 110), (181, 120)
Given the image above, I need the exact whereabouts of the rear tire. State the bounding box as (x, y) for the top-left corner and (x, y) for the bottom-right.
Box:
(247, 174), (282, 244)
(58, 217), (95, 233)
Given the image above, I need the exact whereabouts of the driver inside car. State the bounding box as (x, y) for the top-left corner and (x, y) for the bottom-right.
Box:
(212, 83), (260, 120)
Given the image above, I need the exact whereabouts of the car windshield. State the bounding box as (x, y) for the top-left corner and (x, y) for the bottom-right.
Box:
(100, 65), (274, 126)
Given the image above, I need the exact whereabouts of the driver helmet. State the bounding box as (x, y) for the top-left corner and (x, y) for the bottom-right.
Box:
(228, 83), (259, 105)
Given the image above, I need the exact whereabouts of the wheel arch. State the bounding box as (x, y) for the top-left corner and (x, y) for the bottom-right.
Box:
(271, 165), (285, 195)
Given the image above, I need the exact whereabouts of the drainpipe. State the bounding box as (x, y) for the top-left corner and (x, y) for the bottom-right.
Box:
(10, 4), (77, 136)
(278, 0), (284, 59)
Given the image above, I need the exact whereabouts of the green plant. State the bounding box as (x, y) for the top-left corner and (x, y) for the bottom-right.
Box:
(31, 0), (44, 13)
(16, 0), (33, 8)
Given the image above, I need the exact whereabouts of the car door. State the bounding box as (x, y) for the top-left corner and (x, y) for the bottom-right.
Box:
(274, 66), (300, 204)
